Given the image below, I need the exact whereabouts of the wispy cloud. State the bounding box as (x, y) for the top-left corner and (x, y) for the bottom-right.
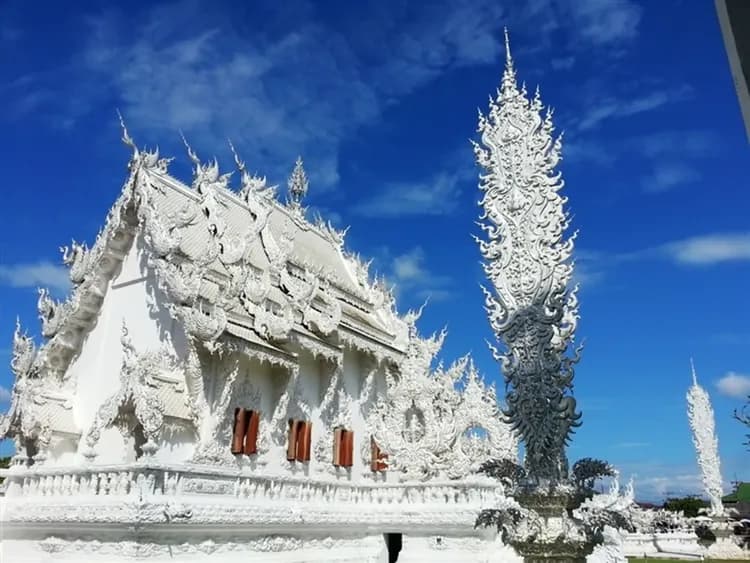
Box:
(0, 261), (70, 294)
(6, 0), (515, 192)
(389, 246), (454, 302)
(633, 472), (702, 501)
(614, 441), (651, 449)
(642, 162), (701, 193)
(577, 232), (750, 287)
(715, 372), (750, 399)
(578, 85), (692, 131)
(2, 0), (650, 193)
(662, 233), (750, 265)
(352, 164), (473, 217)
(564, 0), (642, 46)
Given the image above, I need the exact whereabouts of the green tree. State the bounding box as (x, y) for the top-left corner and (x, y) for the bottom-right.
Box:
(735, 396), (750, 449)
(0, 456), (11, 485)
(572, 458), (615, 496)
(662, 496), (709, 517)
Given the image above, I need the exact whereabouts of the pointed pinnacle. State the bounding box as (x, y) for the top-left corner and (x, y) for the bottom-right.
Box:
(504, 27), (512, 65)
(690, 357), (698, 386)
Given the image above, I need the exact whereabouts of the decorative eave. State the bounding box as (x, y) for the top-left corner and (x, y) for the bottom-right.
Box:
(32, 152), (154, 384)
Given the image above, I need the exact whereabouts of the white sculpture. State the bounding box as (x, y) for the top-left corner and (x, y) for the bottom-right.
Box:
(686, 359), (724, 516)
(473, 28), (582, 483)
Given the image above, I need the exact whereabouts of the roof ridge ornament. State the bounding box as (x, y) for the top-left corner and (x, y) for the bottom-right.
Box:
(287, 156), (309, 214)
(227, 139), (277, 202)
(117, 110), (172, 174)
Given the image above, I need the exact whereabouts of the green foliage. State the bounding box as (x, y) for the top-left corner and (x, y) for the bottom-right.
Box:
(662, 496), (709, 518)
(477, 458), (526, 488)
(735, 397), (750, 450)
(571, 457), (615, 494)
(0, 456), (11, 484)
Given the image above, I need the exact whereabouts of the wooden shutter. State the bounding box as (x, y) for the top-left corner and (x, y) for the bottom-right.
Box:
(231, 408), (249, 454)
(243, 410), (260, 455)
(341, 430), (354, 467)
(371, 436), (388, 472)
(287, 419), (300, 461)
(333, 427), (344, 467)
(296, 421), (312, 462)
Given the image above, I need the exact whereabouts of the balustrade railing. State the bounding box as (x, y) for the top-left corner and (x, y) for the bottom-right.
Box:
(3, 462), (501, 509)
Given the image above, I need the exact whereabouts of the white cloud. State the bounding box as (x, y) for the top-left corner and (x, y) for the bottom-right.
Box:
(633, 473), (702, 501)
(631, 130), (718, 159)
(578, 86), (692, 131)
(642, 162), (701, 193)
(566, 0), (642, 46)
(0, 261), (70, 294)
(662, 233), (750, 265)
(352, 166), (472, 217)
(389, 246), (454, 302)
(3, 0), (649, 194)
(715, 372), (750, 399)
(613, 441), (651, 449)
(0, 385), (11, 403)
(576, 231), (750, 286)
(35, 0), (513, 192)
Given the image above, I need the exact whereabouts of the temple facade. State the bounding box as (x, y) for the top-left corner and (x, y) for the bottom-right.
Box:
(0, 131), (521, 562)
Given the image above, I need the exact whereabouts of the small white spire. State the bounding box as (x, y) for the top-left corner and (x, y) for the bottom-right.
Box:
(504, 27), (512, 65)
(116, 109), (137, 155)
(288, 156), (309, 207)
(690, 357), (698, 386)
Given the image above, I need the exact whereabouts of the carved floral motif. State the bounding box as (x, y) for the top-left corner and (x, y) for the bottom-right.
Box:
(83, 323), (181, 459)
(368, 314), (517, 481)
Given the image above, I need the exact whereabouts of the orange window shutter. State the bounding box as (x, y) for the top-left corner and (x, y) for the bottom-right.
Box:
(244, 410), (260, 455)
(296, 421), (312, 462)
(378, 452), (389, 472)
(342, 430), (354, 467)
(333, 427), (343, 467)
(370, 436), (383, 472)
(231, 408), (249, 454)
(287, 419), (299, 461)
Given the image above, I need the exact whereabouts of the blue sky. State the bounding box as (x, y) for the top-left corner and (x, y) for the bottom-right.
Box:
(0, 0), (748, 502)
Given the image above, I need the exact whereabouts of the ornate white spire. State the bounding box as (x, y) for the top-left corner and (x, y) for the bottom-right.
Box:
(687, 359), (724, 516)
(288, 156), (309, 211)
(473, 30), (581, 483)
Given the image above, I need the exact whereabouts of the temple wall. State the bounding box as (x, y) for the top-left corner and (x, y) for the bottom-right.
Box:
(68, 235), (188, 464)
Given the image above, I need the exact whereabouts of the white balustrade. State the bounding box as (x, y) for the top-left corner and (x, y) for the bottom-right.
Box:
(4, 462), (500, 511)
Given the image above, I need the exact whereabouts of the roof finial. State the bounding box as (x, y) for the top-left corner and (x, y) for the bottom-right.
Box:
(288, 156), (309, 209)
(228, 139), (245, 173)
(690, 357), (698, 386)
(500, 27), (518, 96)
(504, 27), (512, 66)
(116, 109), (137, 156)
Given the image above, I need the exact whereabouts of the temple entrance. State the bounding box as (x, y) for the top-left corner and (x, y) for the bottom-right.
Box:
(384, 533), (402, 563)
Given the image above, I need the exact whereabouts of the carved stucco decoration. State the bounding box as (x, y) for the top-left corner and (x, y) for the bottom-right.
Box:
(192, 352), (243, 465)
(367, 315), (517, 481)
(84, 323), (181, 459)
(1, 321), (73, 464)
(686, 361), (724, 516)
(474, 33), (582, 483)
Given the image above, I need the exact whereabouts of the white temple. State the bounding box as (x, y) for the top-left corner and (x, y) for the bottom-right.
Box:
(3, 33), (744, 563)
(0, 122), (521, 562)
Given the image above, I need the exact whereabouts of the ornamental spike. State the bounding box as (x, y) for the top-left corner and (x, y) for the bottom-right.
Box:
(687, 362), (725, 515)
(287, 156), (309, 209)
